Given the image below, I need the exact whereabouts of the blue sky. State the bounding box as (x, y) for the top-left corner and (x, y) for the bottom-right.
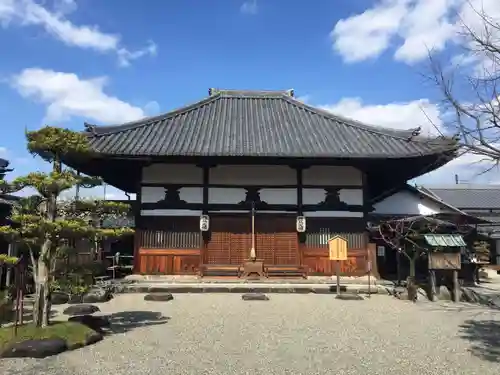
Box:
(0, 0), (499, 199)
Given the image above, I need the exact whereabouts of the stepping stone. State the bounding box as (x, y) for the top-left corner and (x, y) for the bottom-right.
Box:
(144, 293), (174, 302)
(82, 288), (113, 303)
(242, 293), (269, 301)
(0, 338), (67, 358)
(335, 294), (364, 301)
(68, 315), (110, 333)
(63, 304), (100, 316)
(51, 292), (70, 305)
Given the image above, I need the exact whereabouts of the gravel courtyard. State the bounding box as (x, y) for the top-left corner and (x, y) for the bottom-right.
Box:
(2, 293), (500, 375)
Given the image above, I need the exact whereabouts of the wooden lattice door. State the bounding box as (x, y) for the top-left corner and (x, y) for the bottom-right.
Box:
(255, 215), (299, 265)
(204, 215), (251, 264)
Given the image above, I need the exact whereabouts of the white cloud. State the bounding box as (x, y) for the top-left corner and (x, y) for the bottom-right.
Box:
(330, 0), (500, 65)
(11, 68), (146, 124)
(240, 0), (258, 15)
(296, 95), (311, 104)
(143, 100), (160, 116)
(0, 146), (7, 156)
(331, 0), (411, 62)
(0, 0), (156, 66)
(320, 97), (443, 136)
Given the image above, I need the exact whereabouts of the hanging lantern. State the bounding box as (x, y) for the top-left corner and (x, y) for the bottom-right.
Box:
(200, 215), (210, 232)
(296, 216), (306, 233)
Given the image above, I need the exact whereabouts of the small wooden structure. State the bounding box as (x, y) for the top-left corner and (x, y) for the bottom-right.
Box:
(425, 234), (465, 302)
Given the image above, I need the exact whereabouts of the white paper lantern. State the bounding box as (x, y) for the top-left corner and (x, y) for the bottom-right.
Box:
(296, 216), (306, 233)
(200, 215), (210, 232)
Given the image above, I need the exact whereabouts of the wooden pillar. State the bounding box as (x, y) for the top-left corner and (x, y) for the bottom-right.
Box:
(452, 269), (460, 302)
(367, 243), (380, 278)
(133, 178), (142, 274)
(201, 165), (210, 267)
(296, 167), (303, 215)
(296, 167), (304, 265)
(202, 166), (209, 214)
(429, 269), (437, 301)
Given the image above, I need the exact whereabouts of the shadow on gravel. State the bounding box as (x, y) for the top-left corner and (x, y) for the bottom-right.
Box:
(106, 311), (170, 334)
(460, 319), (500, 363)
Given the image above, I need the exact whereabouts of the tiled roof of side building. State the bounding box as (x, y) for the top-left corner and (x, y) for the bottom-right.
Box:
(421, 184), (500, 210)
(83, 89), (457, 159)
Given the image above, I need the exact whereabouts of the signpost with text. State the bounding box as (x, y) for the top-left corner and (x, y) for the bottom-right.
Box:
(328, 236), (348, 296)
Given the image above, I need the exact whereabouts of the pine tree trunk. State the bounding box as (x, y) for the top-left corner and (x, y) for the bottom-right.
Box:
(33, 257), (50, 327)
(33, 157), (60, 327)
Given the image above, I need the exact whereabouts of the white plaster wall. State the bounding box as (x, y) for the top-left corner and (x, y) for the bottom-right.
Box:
(142, 164), (202, 184)
(207, 188), (297, 205)
(302, 166), (362, 186)
(209, 165), (296, 185)
(303, 188), (363, 205)
(141, 186), (203, 204)
(373, 190), (452, 215)
(141, 164), (363, 187)
(304, 211), (364, 218)
(140, 209), (202, 216)
(208, 188), (247, 204)
(258, 188), (297, 205)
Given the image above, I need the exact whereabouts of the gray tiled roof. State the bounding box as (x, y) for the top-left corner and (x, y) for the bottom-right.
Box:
(84, 89), (457, 159)
(422, 185), (500, 209)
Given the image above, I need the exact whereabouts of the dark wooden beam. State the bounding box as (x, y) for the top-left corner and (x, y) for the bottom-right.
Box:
(140, 202), (365, 212)
(141, 182), (363, 190)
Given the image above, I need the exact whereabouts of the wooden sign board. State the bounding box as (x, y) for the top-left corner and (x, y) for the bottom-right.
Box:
(428, 252), (461, 270)
(328, 236), (348, 261)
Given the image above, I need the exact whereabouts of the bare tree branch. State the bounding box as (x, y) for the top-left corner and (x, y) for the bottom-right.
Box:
(429, 2), (500, 169)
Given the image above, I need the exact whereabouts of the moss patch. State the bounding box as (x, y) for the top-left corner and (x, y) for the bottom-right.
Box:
(0, 321), (96, 350)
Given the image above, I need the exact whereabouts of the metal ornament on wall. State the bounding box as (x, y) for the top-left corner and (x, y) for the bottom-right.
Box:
(296, 216), (306, 233)
(156, 186), (187, 207)
(238, 187), (269, 208)
(319, 188), (348, 209)
(200, 214), (210, 232)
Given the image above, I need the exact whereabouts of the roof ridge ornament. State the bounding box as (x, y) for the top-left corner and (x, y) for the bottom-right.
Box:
(208, 88), (220, 96)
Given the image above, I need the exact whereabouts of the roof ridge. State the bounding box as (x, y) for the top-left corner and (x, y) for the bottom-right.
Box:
(283, 95), (454, 145)
(425, 184), (500, 190)
(210, 88), (294, 98)
(85, 94), (222, 137)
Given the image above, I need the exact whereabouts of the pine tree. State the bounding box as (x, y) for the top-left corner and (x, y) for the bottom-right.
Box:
(0, 127), (134, 327)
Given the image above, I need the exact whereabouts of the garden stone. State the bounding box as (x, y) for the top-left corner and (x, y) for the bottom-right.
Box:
(68, 294), (83, 304)
(82, 287), (113, 303)
(84, 331), (103, 345)
(242, 293), (269, 301)
(437, 285), (452, 301)
(460, 288), (479, 303)
(68, 315), (110, 333)
(335, 294), (364, 300)
(63, 304), (100, 316)
(51, 292), (69, 305)
(0, 338), (67, 358)
(144, 293), (174, 302)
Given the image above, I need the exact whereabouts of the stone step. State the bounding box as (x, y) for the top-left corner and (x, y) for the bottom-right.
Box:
(117, 282), (384, 295)
(125, 275), (379, 286)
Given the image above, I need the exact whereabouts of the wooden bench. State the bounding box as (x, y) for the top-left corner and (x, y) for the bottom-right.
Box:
(264, 265), (308, 279)
(199, 264), (241, 277)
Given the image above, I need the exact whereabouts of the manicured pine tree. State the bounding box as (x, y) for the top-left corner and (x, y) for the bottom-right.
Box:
(0, 127), (133, 327)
